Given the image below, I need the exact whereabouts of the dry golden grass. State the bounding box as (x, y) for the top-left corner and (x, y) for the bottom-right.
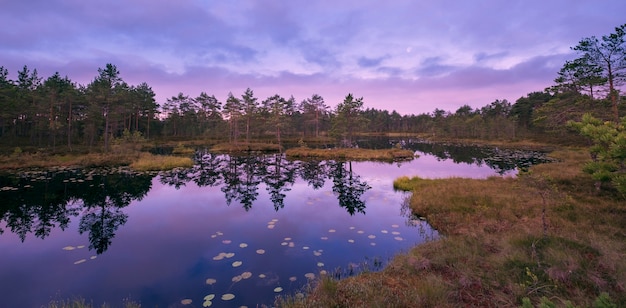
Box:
(279, 147), (626, 307)
(285, 147), (416, 161)
(0, 152), (137, 170)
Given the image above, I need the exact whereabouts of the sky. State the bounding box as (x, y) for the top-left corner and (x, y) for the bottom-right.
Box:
(1, 0), (625, 115)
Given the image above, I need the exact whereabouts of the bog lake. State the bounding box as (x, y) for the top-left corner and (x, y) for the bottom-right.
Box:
(0, 139), (553, 307)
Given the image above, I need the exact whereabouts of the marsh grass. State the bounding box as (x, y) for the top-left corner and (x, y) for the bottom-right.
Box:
(0, 152), (138, 170)
(278, 147), (626, 307)
(129, 153), (194, 171)
(285, 147), (416, 161)
(211, 142), (282, 152)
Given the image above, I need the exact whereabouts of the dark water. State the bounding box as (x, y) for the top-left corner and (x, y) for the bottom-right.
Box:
(0, 143), (552, 307)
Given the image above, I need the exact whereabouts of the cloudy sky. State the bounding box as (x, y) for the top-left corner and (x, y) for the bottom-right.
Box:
(1, 0), (624, 115)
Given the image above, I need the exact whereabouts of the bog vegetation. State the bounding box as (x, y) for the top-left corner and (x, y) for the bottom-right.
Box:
(1, 23), (623, 307)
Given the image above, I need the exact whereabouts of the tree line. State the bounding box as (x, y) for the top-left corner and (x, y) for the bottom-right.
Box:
(0, 24), (624, 152)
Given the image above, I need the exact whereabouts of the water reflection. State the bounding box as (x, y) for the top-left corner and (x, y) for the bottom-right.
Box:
(0, 169), (152, 254)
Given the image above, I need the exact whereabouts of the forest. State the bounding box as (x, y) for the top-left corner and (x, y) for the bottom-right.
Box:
(0, 30), (623, 154)
(1, 23), (625, 153)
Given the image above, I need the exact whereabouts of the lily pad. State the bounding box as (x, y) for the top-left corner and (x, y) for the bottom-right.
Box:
(205, 278), (217, 285)
(357, 230), (364, 234)
(302, 246), (310, 250)
(221, 293), (235, 301)
(256, 249), (265, 254)
(288, 242), (295, 248)
(313, 251), (322, 257)
(348, 239), (355, 243)
(349, 226), (355, 230)
(381, 230), (389, 234)
(89, 256), (97, 260)
(241, 272), (252, 279)
(202, 301), (212, 307)
(391, 224), (399, 228)
(394, 236), (404, 241)
(267, 224), (275, 229)
(370, 242), (377, 246)
(391, 231), (400, 235)
(328, 229), (336, 233)
(284, 237), (292, 241)
(289, 276), (297, 281)
(232, 275), (242, 282)
(259, 274), (266, 278)
(225, 252), (235, 258)
(304, 273), (315, 279)
(317, 262), (324, 267)
(204, 294), (215, 301)
(232, 261), (243, 267)
(73, 259), (86, 265)
(222, 240), (232, 244)
(274, 287), (283, 293)
(62, 246), (76, 251)
(239, 243), (248, 248)
(281, 242), (288, 246)
(321, 236), (328, 240)
(368, 235), (376, 239)
(181, 299), (192, 305)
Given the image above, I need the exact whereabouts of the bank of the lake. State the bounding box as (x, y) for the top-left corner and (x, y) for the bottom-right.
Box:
(278, 147), (626, 307)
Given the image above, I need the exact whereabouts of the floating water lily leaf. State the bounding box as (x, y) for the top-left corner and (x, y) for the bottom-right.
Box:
(202, 300), (212, 307)
(313, 251), (322, 257)
(181, 299), (192, 305)
(241, 272), (252, 279)
(256, 249), (265, 254)
(232, 261), (242, 267)
(239, 243), (248, 248)
(348, 239), (355, 243)
(381, 230), (388, 234)
(211, 235), (217, 238)
(394, 236), (403, 241)
(267, 224), (275, 229)
(77, 245), (85, 249)
(320, 236), (328, 240)
(349, 226), (355, 230)
(213, 255), (224, 261)
(62, 246), (75, 251)
(357, 230), (364, 234)
(320, 270), (328, 275)
(267, 221), (276, 225)
(304, 273), (315, 279)
(204, 294), (215, 301)
(288, 242), (295, 248)
(73, 259), (86, 265)
(225, 253), (235, 258)
(370, 242), (376, 246)
(368, 235), (376, 239)
(289, 276), (297, 281)
(302, 246), (309, 250)
(259, 274), (266, 278)
(317, 262), (324, 267)
(222, 240), (232, 244)
(391, 224), (399, 228)
(221, 294), (235, 301)
(274, 287), (283, 293)
(89, 256), (97, 260)
(271, 219), (279, 222)
(216, 231), (223, 236)
(328, 229), (336, 233)
(391, 231), (400, 235)
(232, 275), (242, 282)
(281, 242), (288, 246)
(284, 237), (291, 241)
(205, 278), (217, 285)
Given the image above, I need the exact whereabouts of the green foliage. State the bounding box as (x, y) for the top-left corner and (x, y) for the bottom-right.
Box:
(568, 113), (626, 196)
(593, 292), (617, 308)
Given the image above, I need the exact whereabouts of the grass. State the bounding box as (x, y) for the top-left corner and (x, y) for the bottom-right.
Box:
(285, 147), (416, 161)
(278, 147), (626, 307)
(129, 153), (194, 171)
(47, 297), (141, 308)
(211, 142), (282, 152)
